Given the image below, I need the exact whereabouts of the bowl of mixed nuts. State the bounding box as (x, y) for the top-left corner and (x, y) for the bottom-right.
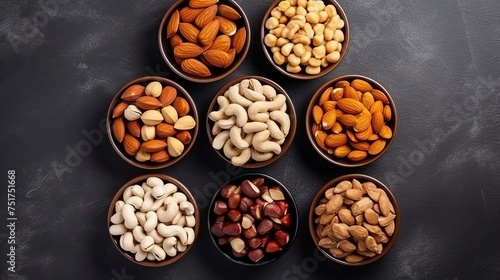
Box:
(208, 173), (299, 265)
(206, 75), (297, 168)
(309, 174), (400, 265)
(158, 0), (251, 83)
(306, 74), (397, 167)
(106, 76), (199, 169)
(261, 0), (349, 79)
(108, 174), (200, 267)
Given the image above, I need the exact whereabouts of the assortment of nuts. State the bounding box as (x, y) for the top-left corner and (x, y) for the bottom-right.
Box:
(110, 80), (196, 164)
(310, 78), (394, 162)
(165, 0), (247, 77)
(109, 176), (197, 262)
(312, 178), (397, 263)
(208, 78), (292, 166)
(264, 0), (345, 75)
(210, 177), (294, 263)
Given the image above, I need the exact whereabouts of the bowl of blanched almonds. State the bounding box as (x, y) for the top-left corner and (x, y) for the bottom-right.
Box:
(108, 174), (200, 267)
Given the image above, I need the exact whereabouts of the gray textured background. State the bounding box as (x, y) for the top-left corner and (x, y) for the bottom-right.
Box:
(1, 0), (500, 279)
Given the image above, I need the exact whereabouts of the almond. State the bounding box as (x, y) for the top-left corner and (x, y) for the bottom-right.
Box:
(175, 130), (192, 144)
(361, 92), (375, 109)
(179, 6), (203, 23)
(331, 223), (350, 240)
(194, 4), (218, 28)
(378, 192), (393, 216)
(167, 136), (185, 157)
(159, 86), (177, 107)
(383, 105), (392, 121)
(347, 225), (368, 242)
(350, 141), (369, 151)
(330, 87), (344, 101)
(325, 133), (347, 148)
(312, 105), (323, 124)
(189, 0), (219, 9)
(351, 197), (374, 216)
(181, 58), (211, 77)
(141, 110), (164, 126)
(123, 134), (140, 156)
(215, 16), (236, 36)
(198, 19), (219, 45)
(166, 9), (180, 38)
(343, 85), (359, 101)
(371, 89), (389, 104)
(351, 79), (373, 92)
(320, 108), (336, 130)
(174, 42), (204, 58)
(337, 98), (364, 114)
(353, 113), (371, 132)
(141, 139), (167, 153)
(121, 84), (145, 101)
(112, 118), (125, 142)
(155, 123), (177, 138)
(371, 112), (384, 133)
(151, 149), (170, 163)
(315, 130), (332, 154)
(321, 100), (337, 112)
(202, 49), (232, 68)
(347, 150), (368, 162)
(169, 33), (184, 48)
(345, 189), (364, 201)
(335, 80), (350, 88)
(338, 209), (355, 225)
(135, 96), (162, 110)
(334, 145), (351, 158)
(112, 101), (128, 118)
(338, 114), (357, 127)
(355, 125), (373, 141)
(126, 120), (141, 138)
(210, 35), (231, 51)
(231, 27), (247, 54)
(172, 96), (190, 117)
(364, 208), (380, 225)
(369, 100), (384, 115)
(218, 4), (241, 20)
(332, 122), (343, 133)
(319, 86), (334, 106)
(326, 194), (343, 214)
(378, 125), (392, 139)
(178, 22), (200, 43)
(174, 115), (196, 130)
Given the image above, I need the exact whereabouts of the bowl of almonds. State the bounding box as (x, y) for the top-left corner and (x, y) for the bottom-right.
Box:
(208, 173), (299, 265)
(106, 76), (199, 169)
(108, 174), (200, 267)
(206, 75), (297, 168)
(309, 174), (400, 265)
(261, 0), (349, 79)
(306, 74), (397, 167)
(158, 0), (251, 83)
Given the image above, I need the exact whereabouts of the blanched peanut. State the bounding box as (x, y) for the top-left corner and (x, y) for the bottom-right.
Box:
(333, 29), (344, 42)
(281, 42), (294, 56)
(277, 0), (291, 11)
(287, 64), (302, 73)
(306, 65), (321, 75)
(265, 17), (279, 30)
(312, 45), (326, 59)
(326, 51), (341, 63)
(325, 40), (338, 53)
(271, 7), (282, 19)
(287, 53), (301, 67)
(293, 43), (306, 57)
(264, 34), (278, 47)
(313, 34), (324, 47)
(273, 51), (286, 65)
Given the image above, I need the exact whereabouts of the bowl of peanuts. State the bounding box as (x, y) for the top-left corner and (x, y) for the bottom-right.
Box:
(108, 174), (200, 267)
(306, 74), (397, 167)
(106, 76), (199, 169)
(261, 0), (349, 79)
(158, 0), (251, 83)
(309, 174), (401, 265)
(206, 75), (297, 168)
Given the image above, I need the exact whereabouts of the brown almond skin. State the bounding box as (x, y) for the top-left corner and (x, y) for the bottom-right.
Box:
(135, 96), (162, 110)
(123, 134), (140, 156)
(159, 86), (177, 107)
(166, 9), (180, 38)
(172, 96), (190, 116)
(121, 85), (145, 101)
(112, 101), (128, 118)
(232, 27), (247, 54)
(175, 131), (192, 145)
(112, 118), (125, 143)
(156, 123), (177, 138)
(151, 149), (170, 163)
(126, 120), (141, 138)
(141, 139), (167, 153)
(181, 58), (211, 77)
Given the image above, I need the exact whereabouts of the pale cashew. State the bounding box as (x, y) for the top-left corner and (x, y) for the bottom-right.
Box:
(216, 116), (236, 129)
(122, 204), (138, 229)
(243, 122), (268, 133)
(274, 137), (286, 145)
(150, 195), (165, 212)
(270, 110), (291, 136)
(172, 210), (183, 225)
(140, 190), (154, 212)
(162, 236), (178, 257)
(123, 186), (133, 201)
(175, 240), (187, 252)
(126, 196), (143, 209)
(146, 176), (164, 188)
(243, 132), (254, 146)
(110, 212), (124, 225)
(151, 185), (167, 200)
(252, 130), (282, 154)
(262, 85), (277, 99)
(212, 130), (230, 150)
(251, 148), (274, 162)
(229, 126), (249, 149)
(180, 201), (195, 216)
(239, 79), (250, 92)
(208, 96), (230, 121)
(143, 211), (158, 232)
(267, 119), (285, 140)
(130, 185), (145, 198)
(132, 225), (147, 242)
(141, 182), (151, 193)
(172, 192), (188, 203)
(134, 245), (147, 262)
(136, 212), (146, 227)
(176, 216), (186, 227)
(157, 224), (188, 245)
(120, 231), (135, 251)
(249, 78), (264, 93)
(248, 101), (270, 122)
(157, 197), (178, 223)
(115, 200), (125, 213)
(231, 147), (252, 166)
(163, 183), (178, 198)
(140, 236), (155, 252)
(227, 84), (253, 107)
(243, 88), (266, 102)
(148, 229), (164, 244)
(109, 224), (127, 236)
(185, 215), (196, 227)
(224, 103), (248, 127)
(211, 121), (223, 135)
(266, 94), (287, 111)
(223, 138), (241, 159)
(150, 244), (166, 261)
(279, 102), (287, 112)
(184, 227), (195, 245)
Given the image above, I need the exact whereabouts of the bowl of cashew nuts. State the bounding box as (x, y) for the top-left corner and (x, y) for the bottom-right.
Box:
(108, 174), (200, 267)
(206, 75), (297, 168)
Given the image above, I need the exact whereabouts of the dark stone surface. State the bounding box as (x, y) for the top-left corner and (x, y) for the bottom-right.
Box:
(1, 0), (500, 279)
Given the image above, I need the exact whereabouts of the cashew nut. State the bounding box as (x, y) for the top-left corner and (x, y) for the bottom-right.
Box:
(262, 84), (277, 99)
(150, 244), (166, 261)
(249, 78), (263, 93)
(162, 236), (178, 257)
(227, 84), (253, 107)
(223, 138), (241, 158)
(120, 231), (135, 251)
(140, 190), (154, 212)
(130, 185), (145, 198)
(157, 197), (178, 223)
(212, 130), (230, 150)
(140, 236), (155, 252)
(243, 122), (268, 133)
(150, 195), (165, 212)
(231, 147), (252, 166)
(239, 78), (250, 92)
(148, 229), (164, 244)
(251, 148), (274, 162)
(248, 101), (270, 122)
(252, 130), (282, 154)
(132, 225), (147, 242)
(141, 182), (152, 193)
(146, 176), (164, 188)
(136, 212), (146, 227)
(216, 116), (236, 130)
(115, 200), (125, 213)
(134, 244), (147, 262)
(157, 224), (188, 245)
(267, 119), (285, 140)
(126, 196), (143, 209)
(229, 126), (249, 150)
(243, 88), (266, 102)
(109, 224), (127, 236)
(175, 240), (187, 252)
(143, 211), (158, 232)
(224, 103), (248, 127)
(208, 96), (230, 121)
(172, 210), (183, 225)
(184, 227), (195, 245)
(270, 110), (291, 136)
(212, 121), (223, 136)
(180, 201), (195, 216)
(123, 186), (133, 201)
(110, 212), (124, 225)
(122, 204), (138, 229)
(185, 215), (196, 227)
(266, 94), (287, 111)
(172, 192), (188, 203)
